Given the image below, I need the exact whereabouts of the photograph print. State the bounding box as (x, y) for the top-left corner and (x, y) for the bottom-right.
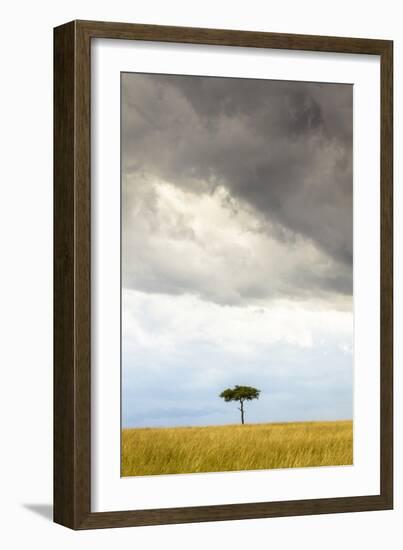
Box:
(121, 72), (353, 477)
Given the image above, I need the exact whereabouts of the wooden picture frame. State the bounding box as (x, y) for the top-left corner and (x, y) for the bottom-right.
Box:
(54, 20), (393, 529)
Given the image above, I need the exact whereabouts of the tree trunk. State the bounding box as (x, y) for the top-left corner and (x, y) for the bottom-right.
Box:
(240, 400), (244, 424)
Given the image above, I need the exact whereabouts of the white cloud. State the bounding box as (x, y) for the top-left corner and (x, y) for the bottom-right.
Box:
(123, 179), (352, 308)
(123, 289), (353, 362)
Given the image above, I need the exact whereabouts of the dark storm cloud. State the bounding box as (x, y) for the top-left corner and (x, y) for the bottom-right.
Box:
(122, 73), (353, 300)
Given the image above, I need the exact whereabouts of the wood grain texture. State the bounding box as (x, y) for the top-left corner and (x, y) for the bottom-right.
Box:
(75, 19), (390, 54)
(54, 20), (91, 529)
(54, 21), (76, 528)
(54, 20), (393, 530)
(380, 41), (393, 505)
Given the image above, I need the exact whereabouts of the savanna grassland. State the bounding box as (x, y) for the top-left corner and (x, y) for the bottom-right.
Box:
(121, 420), (353, 476)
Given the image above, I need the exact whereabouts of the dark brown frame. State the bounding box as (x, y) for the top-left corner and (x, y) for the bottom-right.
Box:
(54, 19), (393, 530)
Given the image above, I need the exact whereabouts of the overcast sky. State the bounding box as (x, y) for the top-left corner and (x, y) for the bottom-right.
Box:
(121, 72), (353, 428)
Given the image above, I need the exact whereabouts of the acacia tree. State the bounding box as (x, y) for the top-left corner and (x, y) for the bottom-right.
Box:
(219, 385), (261, 424)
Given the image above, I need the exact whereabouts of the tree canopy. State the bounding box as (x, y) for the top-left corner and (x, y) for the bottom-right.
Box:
(220, 385), (260, 402)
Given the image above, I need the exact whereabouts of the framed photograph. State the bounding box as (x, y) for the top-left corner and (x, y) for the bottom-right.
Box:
(54, 20), (393, 529)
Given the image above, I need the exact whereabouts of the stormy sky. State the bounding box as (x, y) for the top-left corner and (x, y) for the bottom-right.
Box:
(121, 72), (353, 428)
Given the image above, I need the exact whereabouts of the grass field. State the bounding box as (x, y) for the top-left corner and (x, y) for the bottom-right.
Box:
(121, 420), (353, 476)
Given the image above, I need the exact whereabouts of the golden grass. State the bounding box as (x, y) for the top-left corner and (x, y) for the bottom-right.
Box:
(121, 420), (353, 476)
